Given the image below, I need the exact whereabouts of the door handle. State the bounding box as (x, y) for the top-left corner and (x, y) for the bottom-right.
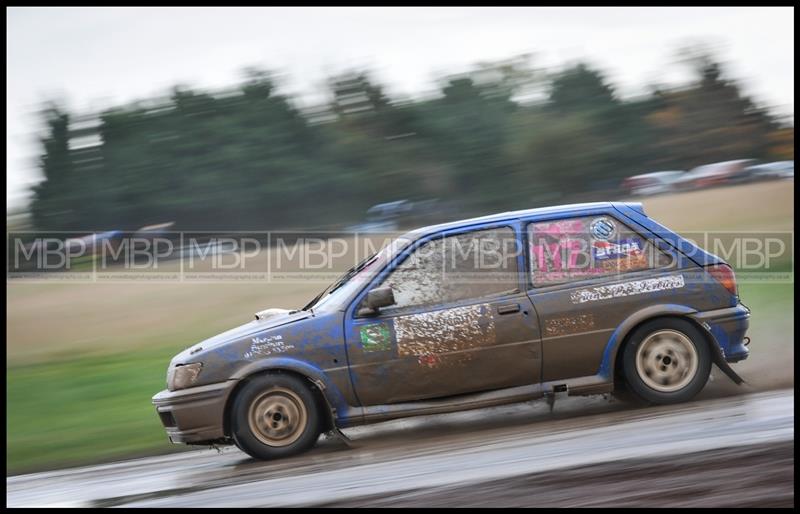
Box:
(497, 304), (521, 315)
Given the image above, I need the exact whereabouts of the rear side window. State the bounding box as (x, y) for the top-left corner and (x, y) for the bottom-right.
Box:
(527, 215), (671, 287)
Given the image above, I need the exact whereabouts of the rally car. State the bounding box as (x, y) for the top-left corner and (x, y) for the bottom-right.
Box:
(153, 202), (750, 460)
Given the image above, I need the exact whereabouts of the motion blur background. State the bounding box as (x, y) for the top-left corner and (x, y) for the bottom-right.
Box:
(6, 7), (794, 475)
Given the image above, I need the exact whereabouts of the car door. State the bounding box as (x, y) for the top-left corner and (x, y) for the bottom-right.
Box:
(344, 223), (542, 406)
(524, 212), (677, 383)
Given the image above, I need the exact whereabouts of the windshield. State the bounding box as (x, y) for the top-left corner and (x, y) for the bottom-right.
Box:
(305, 236), (412, 312)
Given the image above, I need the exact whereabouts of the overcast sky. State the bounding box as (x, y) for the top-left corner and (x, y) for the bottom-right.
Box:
(6, 6), (795, 210)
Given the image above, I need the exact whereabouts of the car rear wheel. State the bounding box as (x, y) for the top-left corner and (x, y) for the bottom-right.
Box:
(231, 373), (321, 460)
(622, 318), (711, 405)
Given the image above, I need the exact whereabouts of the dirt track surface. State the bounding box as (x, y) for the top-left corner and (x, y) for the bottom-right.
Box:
(319, 441), (794, 508)
(7, 387), (793, 508)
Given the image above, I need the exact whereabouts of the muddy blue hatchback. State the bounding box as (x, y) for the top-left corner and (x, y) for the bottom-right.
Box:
(153, 202), (751, 460)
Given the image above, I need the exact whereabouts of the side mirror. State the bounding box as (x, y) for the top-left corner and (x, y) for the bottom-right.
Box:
(358, 286), (396, 316)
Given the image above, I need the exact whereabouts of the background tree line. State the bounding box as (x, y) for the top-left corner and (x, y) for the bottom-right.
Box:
(29, 51), (794, 231)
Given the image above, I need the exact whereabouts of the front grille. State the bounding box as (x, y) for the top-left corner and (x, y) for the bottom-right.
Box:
(158, 410), (177, 428)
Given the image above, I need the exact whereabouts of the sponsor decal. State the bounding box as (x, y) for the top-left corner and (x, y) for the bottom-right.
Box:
(570, 274), (685, 304)
(533, 219), (585, 237)
(604, 253), (650, 273)
(243, 334), (295, 359)
(592, 238), (643, 260)
(359, 322), (393, 352)
(593, 237), (650, 273)
(590, 217), (617, 241)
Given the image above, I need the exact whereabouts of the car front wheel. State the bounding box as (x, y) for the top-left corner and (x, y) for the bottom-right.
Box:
(622, 318), (711, 405)
(231, 373), (322, 460)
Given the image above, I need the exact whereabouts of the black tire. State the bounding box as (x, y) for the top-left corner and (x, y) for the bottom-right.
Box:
(622, 318), (711, 405)
(611, 382), (647, 406)
(231, 373), (321, 460)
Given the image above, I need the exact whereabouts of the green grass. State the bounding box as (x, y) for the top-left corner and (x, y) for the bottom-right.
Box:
(737, 282), (794, 347)
(739, 282), (794, 314)
(7, 345), (187, 475)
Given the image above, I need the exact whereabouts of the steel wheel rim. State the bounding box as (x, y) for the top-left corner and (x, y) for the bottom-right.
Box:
(635, 329), (698, 392)
(248, 387), (307, 447)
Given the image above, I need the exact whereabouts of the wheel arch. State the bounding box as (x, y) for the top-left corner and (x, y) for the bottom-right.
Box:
(599, 304), (698, 383)
(605, 306), (743, 386)
(223, 359), (341, 437)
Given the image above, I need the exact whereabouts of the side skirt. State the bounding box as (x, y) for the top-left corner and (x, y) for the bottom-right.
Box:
(351, 376), (614, 427)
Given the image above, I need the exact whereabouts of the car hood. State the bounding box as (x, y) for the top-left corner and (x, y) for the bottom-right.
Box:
(175, 308), (312, 361)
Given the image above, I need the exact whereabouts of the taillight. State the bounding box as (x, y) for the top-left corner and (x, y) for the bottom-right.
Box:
(706, 264), (738, 297)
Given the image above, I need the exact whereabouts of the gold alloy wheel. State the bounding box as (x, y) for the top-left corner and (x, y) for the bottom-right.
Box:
(635, 329), (699, 393)
(248, 387), (308, 447)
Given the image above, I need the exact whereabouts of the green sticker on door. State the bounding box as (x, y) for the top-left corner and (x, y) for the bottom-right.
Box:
(360, 322), (392, 352)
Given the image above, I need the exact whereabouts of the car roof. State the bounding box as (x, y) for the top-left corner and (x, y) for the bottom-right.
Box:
(403, 201), (631, 240)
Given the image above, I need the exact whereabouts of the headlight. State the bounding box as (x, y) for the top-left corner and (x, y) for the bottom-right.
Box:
(167, 362), (203, 391)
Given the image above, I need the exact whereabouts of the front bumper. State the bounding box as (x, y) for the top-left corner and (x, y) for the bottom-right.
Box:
(691, 302), (751, 363)
(152, 380), (238, 444)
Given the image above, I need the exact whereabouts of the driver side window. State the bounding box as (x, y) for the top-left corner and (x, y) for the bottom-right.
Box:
(375, 226), (519, 312)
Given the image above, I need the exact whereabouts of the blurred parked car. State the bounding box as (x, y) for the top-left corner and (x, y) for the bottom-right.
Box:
(348, 200), (414, 233)
(65, 230), (123, 255)
(674, 159), (756, 190)
(622, 171), (686, 196)
(744, 161), (794, 181)
(133, 221), (176, 239)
